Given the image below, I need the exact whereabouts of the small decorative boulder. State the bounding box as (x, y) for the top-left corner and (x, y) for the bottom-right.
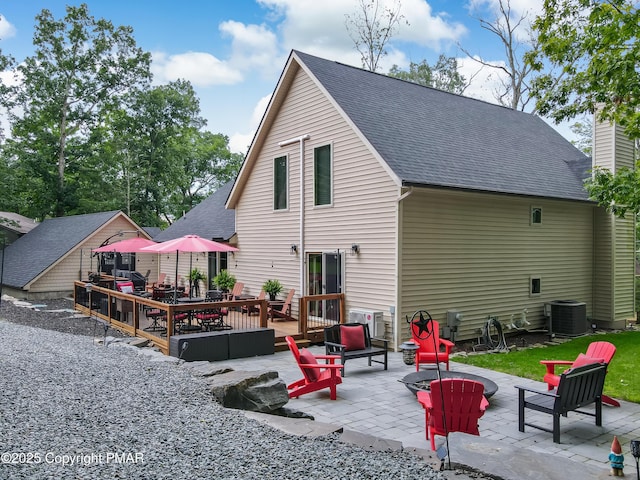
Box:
(609, 436), (624, 476)
(208, 370), (289, 413)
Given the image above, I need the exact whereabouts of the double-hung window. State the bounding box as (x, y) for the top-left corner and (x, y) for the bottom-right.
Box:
(273, 156), (288, 210)
(314, 144), (332, 206)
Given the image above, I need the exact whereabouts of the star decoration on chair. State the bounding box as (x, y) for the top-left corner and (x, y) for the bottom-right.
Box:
(411, 310), (433, 340)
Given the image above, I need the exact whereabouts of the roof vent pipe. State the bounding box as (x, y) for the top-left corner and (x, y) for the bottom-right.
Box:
(279, 134), (310, 297)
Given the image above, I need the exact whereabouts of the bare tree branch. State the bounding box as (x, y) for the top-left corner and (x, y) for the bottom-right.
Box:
(345, 0), (406, 72)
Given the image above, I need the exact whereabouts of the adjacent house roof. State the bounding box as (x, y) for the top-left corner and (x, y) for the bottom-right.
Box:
(1, 211), (121, 288)
(0, 212), (39, 235)
(153, 181), (235, 242)
(142, 226), (162, 238)
(229, 50), (591, 207)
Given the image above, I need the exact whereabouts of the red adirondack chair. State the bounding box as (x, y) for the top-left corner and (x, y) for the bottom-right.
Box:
(417, 378), (489, 450)
(285, 336), (342, 400)
(540, 340), (618, 406)
(412, 320), (455, 371)
(269, 288), (296, 321)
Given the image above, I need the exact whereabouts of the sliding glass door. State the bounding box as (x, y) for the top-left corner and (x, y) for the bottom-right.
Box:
(307, 251), (342, 322)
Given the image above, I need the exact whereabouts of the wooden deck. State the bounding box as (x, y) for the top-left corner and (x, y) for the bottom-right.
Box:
(73, 281), (344, 354)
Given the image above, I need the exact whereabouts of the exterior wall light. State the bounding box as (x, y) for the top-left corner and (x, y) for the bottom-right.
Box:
(351, 244), (360, 255)
(290, 244), (298, 254)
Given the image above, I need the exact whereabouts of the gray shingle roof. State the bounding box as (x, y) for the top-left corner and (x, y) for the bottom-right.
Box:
(0, 212), (38, 234)
(295, 51), (590, 201)
(1, 211), (120, 288)
(153, 181), (235, 242)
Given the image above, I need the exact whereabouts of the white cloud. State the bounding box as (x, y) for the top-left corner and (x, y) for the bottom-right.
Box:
(220, 20), (281, 75)
(229, 131), (254, 155)
(229, 94), (272, 154)
(0, 67), (20, 87)
(151, 51), (243, 87)
(0, 15), (17, 40)
(257, 0), (467, 68)
(251, 94), (272, 127)
(396, 0), (468, 49)
(465, 0), (540, 43)
(466, 0), (542, 18)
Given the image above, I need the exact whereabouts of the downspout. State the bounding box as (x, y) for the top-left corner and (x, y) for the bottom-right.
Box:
(394, 186), (413, 350)
(279, 134), (311, 297)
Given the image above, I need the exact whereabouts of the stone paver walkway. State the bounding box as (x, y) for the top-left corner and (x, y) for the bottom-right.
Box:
(216, 346), (640, 479)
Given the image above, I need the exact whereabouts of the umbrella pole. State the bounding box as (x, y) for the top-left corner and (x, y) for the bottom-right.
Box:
(189, 253), (193, 298)
(174, 251), (179, 303)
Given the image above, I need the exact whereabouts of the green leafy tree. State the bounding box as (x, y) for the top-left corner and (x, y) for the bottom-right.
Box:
(102, 80), (203, 227)
(529, 0), (640, 140)
(529, 1), (639, 218)
(167, 129), (243, 219)
(388, 55), (467, 94)
(569, 118), (592, 156)
(3, 4), (151, 218)
(100, 80), (241, 227)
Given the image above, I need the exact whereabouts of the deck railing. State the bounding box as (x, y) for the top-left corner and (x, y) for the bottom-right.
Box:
(73, 281), (268, 354)
(73, 282), (347, 354)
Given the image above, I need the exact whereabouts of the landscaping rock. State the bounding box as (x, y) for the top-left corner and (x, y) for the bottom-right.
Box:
(208, 370), (289, 413)
(182, 361), (234, 377)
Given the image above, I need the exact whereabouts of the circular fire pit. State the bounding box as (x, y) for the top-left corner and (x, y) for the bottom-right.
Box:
(401, 371), (499, 398)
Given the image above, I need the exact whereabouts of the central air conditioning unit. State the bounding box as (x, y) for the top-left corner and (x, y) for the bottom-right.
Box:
(549, 300), (587, 336)
(348, 308), (384, 337)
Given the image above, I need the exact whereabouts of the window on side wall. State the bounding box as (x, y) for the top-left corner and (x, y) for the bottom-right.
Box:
(531, 206), (542, 225)
(314, 144), (332, 206)
(274, 155), (288, 210)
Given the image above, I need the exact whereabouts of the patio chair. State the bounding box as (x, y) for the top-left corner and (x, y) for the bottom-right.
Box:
(285, 336), (343, 400)
(417, 378), (489, 450)
(195, 305), (231, 331)
(162, 295), (190, 334)
(540, 341), (618, 406)
(269, 288), (295, 321)
(227, 282), (245, 300)
(412, 320), (454, 371)
(144, 302), (167, 333)
(324, 322), (388, 376)
(242, 290), (265, 315)
(150, 272), (167, 290)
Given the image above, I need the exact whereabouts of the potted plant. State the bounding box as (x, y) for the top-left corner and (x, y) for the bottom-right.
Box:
(188, 268), (207, 297)
(262, 279), (283, 301)
(213, 269), (236, 293)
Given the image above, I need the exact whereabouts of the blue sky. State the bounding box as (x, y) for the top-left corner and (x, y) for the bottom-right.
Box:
(1, 1), (570, 154)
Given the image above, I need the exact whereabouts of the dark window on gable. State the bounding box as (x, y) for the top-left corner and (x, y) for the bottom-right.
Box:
(531, 207), (542, 225)
(274, 156), (288, 210)
(314, 144), (332, 206)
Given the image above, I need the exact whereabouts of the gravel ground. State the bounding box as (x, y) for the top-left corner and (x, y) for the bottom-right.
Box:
(0, 296), (449, 480)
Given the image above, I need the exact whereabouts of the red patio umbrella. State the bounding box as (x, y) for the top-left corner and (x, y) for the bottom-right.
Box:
(92, 237), (157, 253)
(92, 237), (158, 289)
(141, 235), (238, 300)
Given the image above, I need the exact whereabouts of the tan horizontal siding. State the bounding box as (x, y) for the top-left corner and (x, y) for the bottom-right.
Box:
(614, 123), (635, 170)
(30, 217), (141, 294)
(614, 216), (635, 319)
(232, 66), (399, 321)
(399, 189), (594, 341)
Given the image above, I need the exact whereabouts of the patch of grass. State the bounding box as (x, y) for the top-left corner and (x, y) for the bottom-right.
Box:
(453, 331), (640, 403)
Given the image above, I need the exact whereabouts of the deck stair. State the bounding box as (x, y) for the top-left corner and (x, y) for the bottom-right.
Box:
(275, 336), (310, 352)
